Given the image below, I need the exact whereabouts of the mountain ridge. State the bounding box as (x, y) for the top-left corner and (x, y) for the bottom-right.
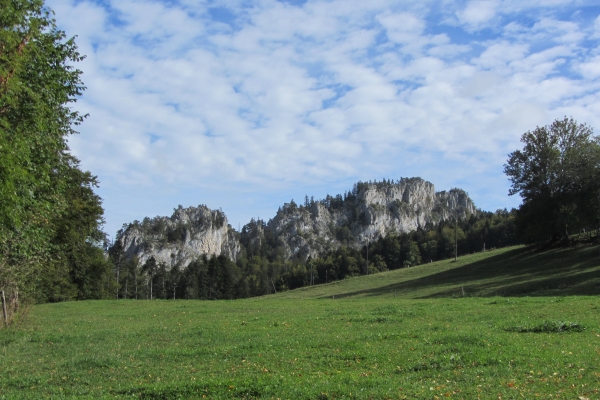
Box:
(115, 177), (476, 269)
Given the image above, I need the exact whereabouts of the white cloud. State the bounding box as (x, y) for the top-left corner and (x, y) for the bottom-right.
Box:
(591, 15), (600, 39)
(531, 18), (585, 44)
(577, 56), (600, 79)
(456, 1), (499, 30)
(46, 0), (600, 235)
(378, 12), (425, 43)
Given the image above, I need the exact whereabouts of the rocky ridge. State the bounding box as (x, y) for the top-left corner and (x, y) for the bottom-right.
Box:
(246, 178), (475, 260)
(117, 205), (240, 270)
(116, 178), (475, 269)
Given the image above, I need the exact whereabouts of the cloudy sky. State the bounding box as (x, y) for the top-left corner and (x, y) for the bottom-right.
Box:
(47, 0), (600, 237)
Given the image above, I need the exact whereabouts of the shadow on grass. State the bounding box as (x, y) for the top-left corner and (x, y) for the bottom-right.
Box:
(324, 245), (600, 299)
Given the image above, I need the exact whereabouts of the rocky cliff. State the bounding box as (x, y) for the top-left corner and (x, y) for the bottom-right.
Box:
(117, 205), (241, 269)
(116, 178), (475, 269)
(242, 178), (475, 260)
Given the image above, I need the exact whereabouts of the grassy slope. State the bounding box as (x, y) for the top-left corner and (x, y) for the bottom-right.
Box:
(275, 244), (600, 299)
(1, 245), (599, 399)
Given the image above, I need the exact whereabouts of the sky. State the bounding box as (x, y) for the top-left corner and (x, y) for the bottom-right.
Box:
(46, 0), (600, 238)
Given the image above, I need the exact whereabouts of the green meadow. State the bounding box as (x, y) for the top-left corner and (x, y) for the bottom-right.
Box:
(1, 246), (600, 399)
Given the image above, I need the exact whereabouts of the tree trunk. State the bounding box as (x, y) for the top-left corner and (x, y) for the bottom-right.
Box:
(1, 290), (8, 328)
(135, 269), (138, 300)
(14, 288), (18, 313)
(454, 218), (458, 261)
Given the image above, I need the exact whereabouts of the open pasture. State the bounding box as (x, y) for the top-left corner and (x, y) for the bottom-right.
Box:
(1, 246), (600, 399)
(276, 245), (600, 300)
(1, 297), (599, 399)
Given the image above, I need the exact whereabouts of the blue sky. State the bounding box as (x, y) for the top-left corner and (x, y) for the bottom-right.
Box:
(47, 0), (600, 238)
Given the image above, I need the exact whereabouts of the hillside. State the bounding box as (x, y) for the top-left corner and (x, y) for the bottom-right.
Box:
(274, 244), (600, 299)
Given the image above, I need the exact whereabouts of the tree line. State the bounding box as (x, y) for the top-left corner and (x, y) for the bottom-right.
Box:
(107, 208), (517, 300)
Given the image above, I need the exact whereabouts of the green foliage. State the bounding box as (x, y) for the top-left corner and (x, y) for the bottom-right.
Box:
(40, 157), (110, 302)
(0, 1), (107, 314)
(166, 224), (187, 243)
(211, 210), (225, 229)
(403, 241), (421, 267)
(335, 225), (353, 244)
(505, 117), (600, 244)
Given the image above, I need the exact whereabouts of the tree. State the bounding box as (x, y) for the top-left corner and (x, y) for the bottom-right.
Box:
(504, 117), (600, 243)
(142, 257), (158, 300)
(1, 0), (92, 321)
(39, 157), (109, 302)
(109, 237), (124, 299)
(403, 241), (421, 267)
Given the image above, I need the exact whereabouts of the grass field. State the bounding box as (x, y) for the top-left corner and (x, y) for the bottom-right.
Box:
(1, 245), (600, 399)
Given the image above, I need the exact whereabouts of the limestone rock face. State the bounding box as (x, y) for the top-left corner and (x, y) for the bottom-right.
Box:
(117, 205), (240, 270)
(249, 178), (475, 260)
(116, 178), (476, 269)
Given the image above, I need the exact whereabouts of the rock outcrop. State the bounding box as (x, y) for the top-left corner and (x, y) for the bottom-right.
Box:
(242, 178), (475, 260)
(116, 178), (475, 269)
(117, 205), (240, 269)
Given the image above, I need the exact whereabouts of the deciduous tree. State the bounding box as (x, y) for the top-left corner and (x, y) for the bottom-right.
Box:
(1, 0), (101, 321)
(504, 117), (600, 243)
